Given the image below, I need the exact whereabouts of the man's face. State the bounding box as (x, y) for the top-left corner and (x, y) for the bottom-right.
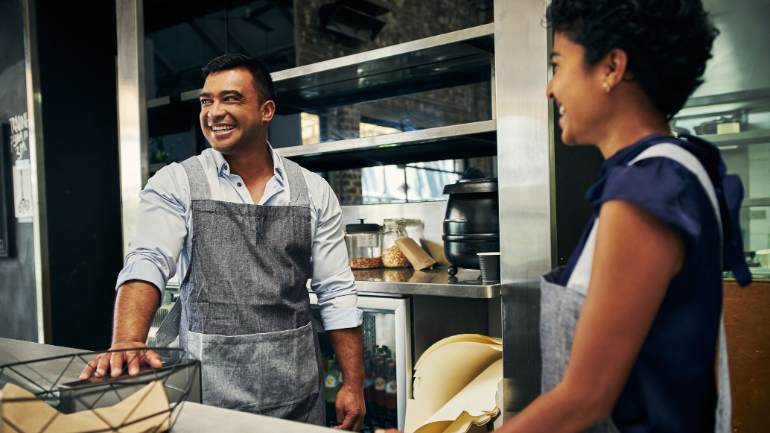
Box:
(198, 68), (273, 154)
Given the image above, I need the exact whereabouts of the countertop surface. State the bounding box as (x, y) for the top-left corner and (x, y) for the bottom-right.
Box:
(352, 266), (501, 298)
(0, 338), (338, 432)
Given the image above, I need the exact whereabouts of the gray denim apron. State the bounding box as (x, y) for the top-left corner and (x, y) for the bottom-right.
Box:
(540, 143), (731, 433)
(155, 156), (325, 425)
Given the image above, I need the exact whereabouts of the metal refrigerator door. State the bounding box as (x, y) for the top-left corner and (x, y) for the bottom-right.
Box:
(309, 293), (412, 431)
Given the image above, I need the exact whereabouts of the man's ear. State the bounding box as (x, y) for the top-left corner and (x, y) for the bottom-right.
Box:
(260, 99), (276, 123)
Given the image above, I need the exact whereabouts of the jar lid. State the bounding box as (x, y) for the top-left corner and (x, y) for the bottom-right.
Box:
(443, 177), (497, 194)
(346, 219), (381, 234)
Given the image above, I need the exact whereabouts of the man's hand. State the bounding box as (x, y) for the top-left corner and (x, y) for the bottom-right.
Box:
(79, 340), (163, 379)
(327, 326), (366, 430)
(334, 383), (365, 431)
(80, 280), (163, 380)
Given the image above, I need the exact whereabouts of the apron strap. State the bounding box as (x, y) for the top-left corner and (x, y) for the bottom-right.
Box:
(153, 299), (181, 347)
(630, 143), (723, 233)
(181, 157), (212, 201)
(630, 141), (731, 433)
(281, 158), (311, 207)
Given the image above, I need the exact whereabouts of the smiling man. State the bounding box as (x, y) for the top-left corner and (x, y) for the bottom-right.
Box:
(81, 54), (366, 430)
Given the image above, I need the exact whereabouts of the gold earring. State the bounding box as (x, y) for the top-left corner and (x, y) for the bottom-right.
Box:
(602, 81), (611, 93)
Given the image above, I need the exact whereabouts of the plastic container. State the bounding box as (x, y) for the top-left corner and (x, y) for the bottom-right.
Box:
(345, 219), (382, 269)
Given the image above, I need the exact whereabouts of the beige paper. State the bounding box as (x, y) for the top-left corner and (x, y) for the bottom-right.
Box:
(406, 335), (502, 433)
(396, 238), (437, 270)
(411, 360), (503, 433)
(415, 334), (502, 371)
(412, 341), (501, 403)
(1, 380), (170, 433)
(420, 239), (450, 266)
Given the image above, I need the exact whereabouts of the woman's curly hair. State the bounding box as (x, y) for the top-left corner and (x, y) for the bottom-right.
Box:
(546, 0), (719, 119)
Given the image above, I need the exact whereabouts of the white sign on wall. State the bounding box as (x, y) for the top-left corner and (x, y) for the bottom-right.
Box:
(9, 112), (29, 161)
(8, 112), (33, 223)
(12, 160), (32, 222)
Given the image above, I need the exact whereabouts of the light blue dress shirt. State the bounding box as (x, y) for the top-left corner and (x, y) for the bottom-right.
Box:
(116, 147), (363, 331)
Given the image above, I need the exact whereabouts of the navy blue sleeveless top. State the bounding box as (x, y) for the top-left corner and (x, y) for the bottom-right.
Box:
(558, 134), (750, 433)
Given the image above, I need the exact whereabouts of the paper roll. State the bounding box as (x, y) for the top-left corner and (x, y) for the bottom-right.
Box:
(406, 334), (503, 433)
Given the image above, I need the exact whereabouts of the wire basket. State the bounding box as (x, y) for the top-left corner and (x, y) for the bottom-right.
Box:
(0, 348), (200, 433)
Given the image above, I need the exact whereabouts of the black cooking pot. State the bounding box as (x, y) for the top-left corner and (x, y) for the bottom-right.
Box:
(442, 178), (499, 270)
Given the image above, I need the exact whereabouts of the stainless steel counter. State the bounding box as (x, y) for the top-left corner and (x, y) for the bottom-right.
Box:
(173, 401), (336, 433)
(0, 338), (336, 432)
(352, 267), (501, 299)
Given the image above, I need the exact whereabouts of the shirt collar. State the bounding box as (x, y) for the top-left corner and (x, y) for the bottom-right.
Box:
(211, 141), (286, 186)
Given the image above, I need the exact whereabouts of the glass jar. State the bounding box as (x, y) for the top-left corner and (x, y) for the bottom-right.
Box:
(345, 219), (382, 269)
(381, 218), (423, 268)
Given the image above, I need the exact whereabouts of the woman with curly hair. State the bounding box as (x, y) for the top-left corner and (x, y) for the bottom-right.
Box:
(500, 1), (750, 432)
(381, 1), (750, 433)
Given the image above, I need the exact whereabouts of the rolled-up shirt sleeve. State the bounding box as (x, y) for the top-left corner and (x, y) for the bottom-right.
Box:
(115, 164), (189, 293)
(308, 174), (363, 331)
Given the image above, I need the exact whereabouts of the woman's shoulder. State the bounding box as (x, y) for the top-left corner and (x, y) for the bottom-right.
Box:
(596, 153), (717, 242)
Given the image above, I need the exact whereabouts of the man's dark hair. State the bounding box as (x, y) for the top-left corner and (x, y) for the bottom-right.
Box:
(202, 53), (276, 103)
(546, 0), (719, 119)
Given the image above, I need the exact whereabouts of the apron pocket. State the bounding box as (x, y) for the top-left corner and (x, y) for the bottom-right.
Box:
(187, 321), (320, 412)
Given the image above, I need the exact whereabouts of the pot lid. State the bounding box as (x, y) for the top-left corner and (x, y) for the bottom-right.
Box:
(443, 177), (498, 194)
(346, 218), (381, 234)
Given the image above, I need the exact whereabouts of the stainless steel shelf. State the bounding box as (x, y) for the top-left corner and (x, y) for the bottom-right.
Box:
(684, 88), (770, 109)
(350, 267), (501, 299)
(277, 120), (495, 157)
(179, 24), (494, 113)
(274, 120), (496, 171)
(743, 197), (770, 207)
(147, 96), (171, 109)
(702, 129), (770, 147)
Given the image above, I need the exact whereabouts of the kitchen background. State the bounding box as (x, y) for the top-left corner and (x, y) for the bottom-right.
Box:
(0, 0), (768, 432)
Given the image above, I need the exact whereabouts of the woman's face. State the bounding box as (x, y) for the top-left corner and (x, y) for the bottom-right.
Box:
(547, 32), (609, 145)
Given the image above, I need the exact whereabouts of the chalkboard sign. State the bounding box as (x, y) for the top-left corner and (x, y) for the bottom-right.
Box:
(0, 124), (11, 258)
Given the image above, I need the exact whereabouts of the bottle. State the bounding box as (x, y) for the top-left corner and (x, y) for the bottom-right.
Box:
(374, 347), (390, 420)
(324, 356), (342, 426)
(385, 360), (398, 427)
(363, 350), (375, 428)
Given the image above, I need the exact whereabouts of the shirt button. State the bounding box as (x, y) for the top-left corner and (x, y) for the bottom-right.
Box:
(237, 182), (243, 187)
(223, 164), (228, 171)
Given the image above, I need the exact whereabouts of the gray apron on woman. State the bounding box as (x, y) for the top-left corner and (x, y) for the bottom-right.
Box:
(539, 143), (731, 433)
(156, 156), (325, 425)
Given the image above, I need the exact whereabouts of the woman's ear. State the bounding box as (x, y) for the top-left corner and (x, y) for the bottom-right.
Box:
(602, 48), (630, 90)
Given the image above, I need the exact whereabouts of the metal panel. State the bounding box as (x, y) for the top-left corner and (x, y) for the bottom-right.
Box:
(500, 280), (542, 417)
(22, 0), (51, 343)
(116, 0), (149, 255)
(494, 0), (552, 419)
